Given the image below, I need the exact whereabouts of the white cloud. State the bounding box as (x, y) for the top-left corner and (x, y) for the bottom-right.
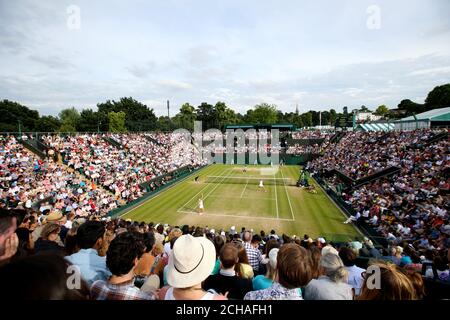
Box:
(0, 0), (449, 116)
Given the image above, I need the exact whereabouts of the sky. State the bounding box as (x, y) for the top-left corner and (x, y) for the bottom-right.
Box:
(0, 0), (449, 116)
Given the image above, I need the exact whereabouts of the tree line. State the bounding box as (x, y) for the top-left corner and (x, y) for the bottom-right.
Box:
(0, 83), (448, 133)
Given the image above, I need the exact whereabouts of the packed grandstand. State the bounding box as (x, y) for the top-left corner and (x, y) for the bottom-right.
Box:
(0, 128), (449, 300)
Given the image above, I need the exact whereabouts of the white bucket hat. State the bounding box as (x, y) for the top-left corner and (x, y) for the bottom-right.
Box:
(166, 234), (216, 288)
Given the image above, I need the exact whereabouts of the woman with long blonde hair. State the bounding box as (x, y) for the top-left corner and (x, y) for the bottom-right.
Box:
(358, 261), (417, 300)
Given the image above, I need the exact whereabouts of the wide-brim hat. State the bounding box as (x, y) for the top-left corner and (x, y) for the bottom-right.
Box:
(46, 211), (63, 222)
(166, 234), (216, 288)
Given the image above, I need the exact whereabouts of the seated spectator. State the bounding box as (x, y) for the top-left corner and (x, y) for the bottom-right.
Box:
(233, 242), (254, 279)
(13, 227), (34, 259)
(252, 248), (279, 290)
(91, 232), (157, 300)
(34, 223), (64, 255)
(244, 243), (312, 300)
(339, 247), (365, 296)
(0, 253), (89, 300)
(358, 261), (417, 300)
(203, 243), (252, 299)
(159, 234), (227, 300)
(134, 232), (156, 277)
(0, 208), (21, 265)
(211, 234), (225, 275)
(309, 246), (322, 279)
(401, 268), (426, 299)
(304, 252), (353, 300)
(66, 221), (111, 287)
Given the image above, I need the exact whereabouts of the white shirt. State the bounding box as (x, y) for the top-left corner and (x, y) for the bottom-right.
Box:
(345, 265), (365, 296)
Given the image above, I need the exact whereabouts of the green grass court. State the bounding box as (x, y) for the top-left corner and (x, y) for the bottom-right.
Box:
(121, 164), (361, 241)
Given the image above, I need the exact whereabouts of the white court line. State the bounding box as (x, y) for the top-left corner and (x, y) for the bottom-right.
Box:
(240, 178), (249, 198)
(310, 175), (365, 238)
(208, 195), (276, 201)
(199, 170), (235, 207)
(280, 167), (295, 221)
(120, 166), (209, 218)
(274, 173), (279, 219)
(178, 210), (294, 222)
(176, 169), (230, 213)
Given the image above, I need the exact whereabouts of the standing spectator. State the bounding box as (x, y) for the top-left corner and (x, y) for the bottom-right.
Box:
(339, 247), (365, 296)
(159, 234), (227, 300)
(244, 244), (312, 300)
(66, 221), (111, 287)
(243, 232), (263, 274)
(91, 232), (157, 300)
(203, 243), (252, 299)
(304, 253), (353, 300)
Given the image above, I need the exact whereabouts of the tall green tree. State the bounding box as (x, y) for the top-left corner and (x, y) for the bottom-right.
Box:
(156, 116), (172, 132)
(0, 99), (40, 132)
(108, 111), (127, 133)
(173, 103), (197, 131)
(245, 103), (278, 124)
(196, 102), (216, 129)
(97, 97), (157, 131)
(425, 83), (450, 109)
(58, 107), (80, 132)
(35, 116), (61, 132)
(214, 101), (238, 130)
(375, 105), (389, 116)
(397, 99), (425, 116)
(78, 109), (107, 132)
(329, 109), (337, 125)
(300, 111), (313, 127)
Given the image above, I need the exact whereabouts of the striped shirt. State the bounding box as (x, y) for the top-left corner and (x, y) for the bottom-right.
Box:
(244, 242), (263, 272)
(90, 278), (156, 300)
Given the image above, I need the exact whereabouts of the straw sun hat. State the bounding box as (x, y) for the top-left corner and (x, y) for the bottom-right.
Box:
(166, 234), (216, 288)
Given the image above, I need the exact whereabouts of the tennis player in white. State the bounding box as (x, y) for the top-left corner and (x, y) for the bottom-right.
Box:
(198, 196), (204, 215)
(258, 179), (267, 192)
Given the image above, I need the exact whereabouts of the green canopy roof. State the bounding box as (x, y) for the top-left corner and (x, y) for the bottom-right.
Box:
(356, 122), (394, 132)
(396, 107), (450, 122)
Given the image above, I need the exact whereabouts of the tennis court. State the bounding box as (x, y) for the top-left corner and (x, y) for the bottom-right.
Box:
(121, 164), (361, 240)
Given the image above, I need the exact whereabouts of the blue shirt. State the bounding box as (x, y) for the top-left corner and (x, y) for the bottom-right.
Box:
(252, 275), (273, 291)
(66, 248), (111, 287)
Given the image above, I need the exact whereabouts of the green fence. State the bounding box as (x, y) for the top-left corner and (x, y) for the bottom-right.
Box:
(282, 154), (321, 165)
(108, 165), (208, 218)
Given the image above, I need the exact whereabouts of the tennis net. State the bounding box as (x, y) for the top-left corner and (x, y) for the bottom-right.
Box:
(203, 175), (295, 186)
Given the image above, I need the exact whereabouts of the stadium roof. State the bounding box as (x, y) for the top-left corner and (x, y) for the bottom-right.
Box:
(356, 122), (394, 132)
(396, 107), (450, 122)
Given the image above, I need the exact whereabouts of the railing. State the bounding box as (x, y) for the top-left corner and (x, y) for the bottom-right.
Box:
(20, 138), (46, 159)
(286, 138), (324, 146)
(102, 136), (123, 149)
(144, 135), (165, 146)
(139, 165), (197, 190)
(353, 166), (402, 188)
